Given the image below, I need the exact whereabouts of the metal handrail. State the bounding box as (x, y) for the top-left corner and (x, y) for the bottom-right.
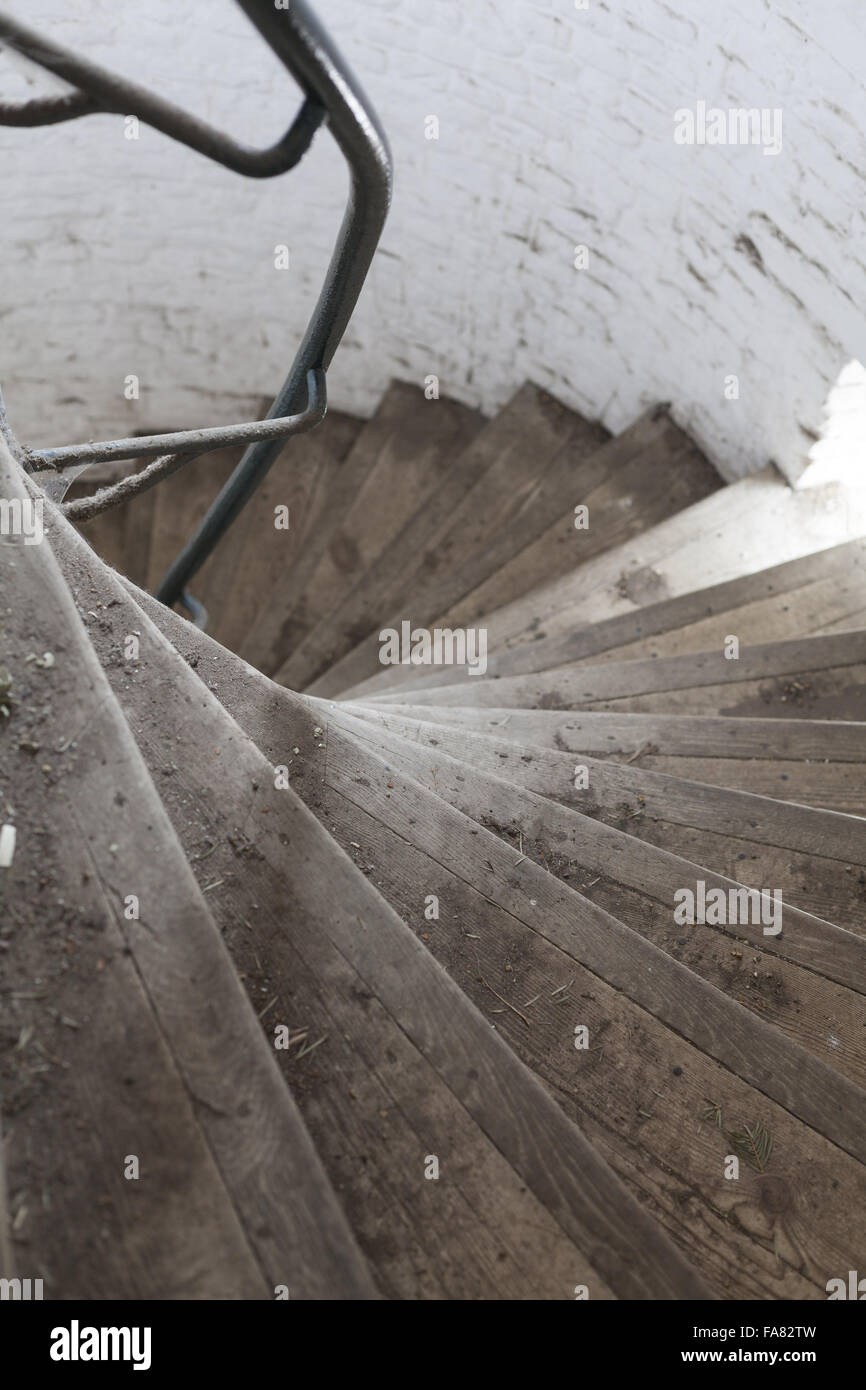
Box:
(0, 0), (392, 611)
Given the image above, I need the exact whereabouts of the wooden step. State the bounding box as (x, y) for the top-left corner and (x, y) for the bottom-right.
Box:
(364, 630), (866, 722)
(533, 539), (866, 674)
(308, 406), (714, 701)
(298, 387), (610, 695)
(441, 406), (721, 629)
(363, 706), (866, 817)
(274, 385), (483, 688)
(238, 384), (475, 675)
(481, 474), (866, 659)
(337, 704), (866, 938)
(318, 781), (860, 1298)
(282, 383), (598, 696)
(370, 537), (866, 693)
(342, 468), (866, 702)
(331, 704), (866, 1003)
(202, 409), (362, 649)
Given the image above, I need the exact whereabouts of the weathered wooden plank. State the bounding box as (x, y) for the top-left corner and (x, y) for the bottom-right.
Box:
(353, 704), (865, 760)
(301, 384), (600, 698)
(476, 474), (866, 659)
(816, 607), (866, 634)
(341, 705), (866, 908)
(358, 705), (866, 815)
(636, 757), (866, 816)
(441, 407), (720, 631)
(304, 400), (610, 698)
(341, 470), (865, 702)
(560, 564), (866, 671)
(580, 670), (866, 721)
(300, 401), (611, 693)
(203, 408), (360, 650)
(388, 537), (866, 691)
(237, 387), (408, 673)
(144, 447), (238, 596)
(366, 631), (866, 714)
(275, 389), (483, 689)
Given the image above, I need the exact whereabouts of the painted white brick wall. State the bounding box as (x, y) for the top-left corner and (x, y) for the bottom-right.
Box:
(0, 0), (862, 480)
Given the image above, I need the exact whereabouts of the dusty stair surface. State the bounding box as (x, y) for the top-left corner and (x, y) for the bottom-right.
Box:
(6, 377), (866, 1301)
(118, 579), (866, 1298)
(3, 464), (709, 1301)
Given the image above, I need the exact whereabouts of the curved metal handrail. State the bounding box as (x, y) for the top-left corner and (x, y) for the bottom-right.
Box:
(0, 0), (392, 611)
(0, 7), (326, 176)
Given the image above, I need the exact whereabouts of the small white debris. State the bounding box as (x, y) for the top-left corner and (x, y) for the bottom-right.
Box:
(0, 823), (16, 867)
(313, 726), (323, 737)
(292, 746), (300, 754)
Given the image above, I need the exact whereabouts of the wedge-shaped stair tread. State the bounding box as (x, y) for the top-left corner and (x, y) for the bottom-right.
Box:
(143, 446), (241, 597)
(376, 706), (866, 817)
(344, 467), (866, 702)
(240, 383), (482, 676)
(365, 630), (866, 722)
(438, 406), (722, 630)
(102, 595), (866, 1152)
(236, 387), (406, 672)
(338, 704), (866, 937)
(44, 508), (711, 1301)
(274, 385), (484, 689)
(512, 537), (866, 678)
(0, 446), (375, 1301)
(365, 536), (866, 693)
(284, 383), (603, 696)
(205, 407), (362, 650)
(301, 383), (614, 695)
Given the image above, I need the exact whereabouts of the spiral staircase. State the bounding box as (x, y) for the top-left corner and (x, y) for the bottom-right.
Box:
(2, 0), (866, 1309)
(2, 372), (866, 1301)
